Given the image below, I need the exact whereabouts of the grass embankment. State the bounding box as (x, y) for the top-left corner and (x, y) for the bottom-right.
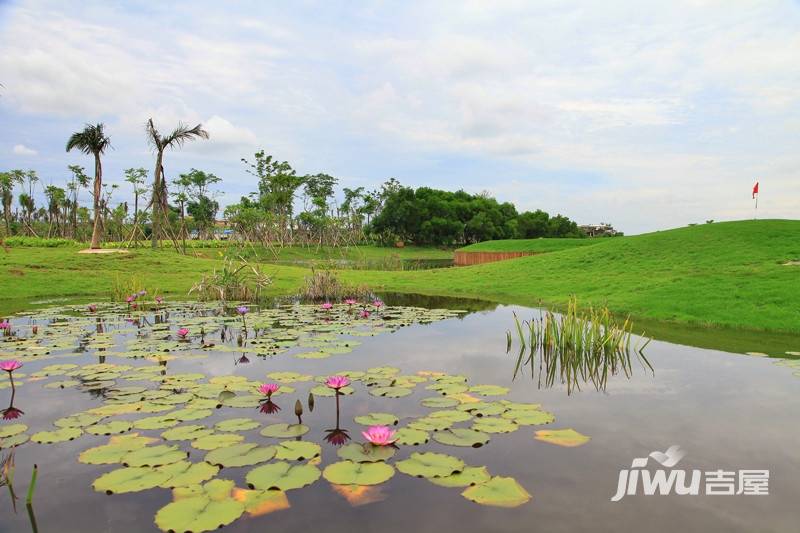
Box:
(457, 238), (601, 253)
(350, 220), (800, 333)
(1, 220), (798, 335)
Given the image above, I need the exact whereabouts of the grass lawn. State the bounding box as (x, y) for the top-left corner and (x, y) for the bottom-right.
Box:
(457, 238), (602, 253)
(1, 220), (798, 335)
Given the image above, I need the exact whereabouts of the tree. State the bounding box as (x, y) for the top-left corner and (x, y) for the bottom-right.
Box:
(44, 185), (66, 237)
(66, 123), (111, 248)
(175, 168), (221, 240)
(66, 165), (90, 239)
(242, 150), (303, 245)
(145, 119), (209, 248)
(0, 170), (23, 235)
(123, 167), (148, 243)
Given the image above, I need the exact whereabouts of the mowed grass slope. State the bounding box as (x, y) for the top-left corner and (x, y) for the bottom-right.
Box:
(457, 238), (602, 253)
(352, 220), (800, 332)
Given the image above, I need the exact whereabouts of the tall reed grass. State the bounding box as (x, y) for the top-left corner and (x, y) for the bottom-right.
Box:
(507, 297), (652, 394)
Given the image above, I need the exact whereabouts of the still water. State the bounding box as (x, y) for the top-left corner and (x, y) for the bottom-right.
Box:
(0, 298), (797, 533)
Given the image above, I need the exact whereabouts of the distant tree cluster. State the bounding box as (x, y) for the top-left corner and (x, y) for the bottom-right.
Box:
(369, 186), (583, 245)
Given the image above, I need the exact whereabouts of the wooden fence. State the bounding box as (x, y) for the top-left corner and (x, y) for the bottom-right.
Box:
(453, 250), (535, 266)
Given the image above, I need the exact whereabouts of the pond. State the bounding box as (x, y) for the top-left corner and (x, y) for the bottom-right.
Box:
(261, 258), (455, 270)
(0, 296), (798, 533)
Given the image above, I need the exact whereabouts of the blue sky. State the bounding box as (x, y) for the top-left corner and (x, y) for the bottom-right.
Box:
(1, 0), (799, 234)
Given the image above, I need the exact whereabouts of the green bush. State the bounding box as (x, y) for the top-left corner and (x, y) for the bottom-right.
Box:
(4, 236), (79, 248)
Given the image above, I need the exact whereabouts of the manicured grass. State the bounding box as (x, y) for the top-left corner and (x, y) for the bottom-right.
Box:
(457, 238), (601, 253)
(1, 220), (799, 336)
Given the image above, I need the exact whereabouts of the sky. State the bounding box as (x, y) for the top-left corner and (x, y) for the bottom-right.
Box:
(1, 0), (799, 234)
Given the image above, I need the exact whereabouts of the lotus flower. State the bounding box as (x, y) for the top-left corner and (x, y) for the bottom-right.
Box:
(155, 296), (163, 304)
(259, 400), (281, 414)
(324, 428), (351, 446)
(131, 303), (138, 310)
(0, 360), (23, 373)
(177, 327), (189, 339)
(344, 298), (357, 305)
(87, 304), (97, 313)
(237, 306), (249, 315)
(258, 383), (280, 398)
(372, 299), (383, 308)
(31, 325), (38, 335)
(325, 375), (350, 390)
(321, 302), (333, 311)
(0, 321), (10, 330)
(359, 310), (370, 319)
(138, 290), (147, 296)
(126, 295), (134, 304)
(362, 425), (397, 446)
(2, 406), (24, 420)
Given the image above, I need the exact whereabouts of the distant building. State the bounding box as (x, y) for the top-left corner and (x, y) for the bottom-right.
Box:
(579, 223), (618, 237)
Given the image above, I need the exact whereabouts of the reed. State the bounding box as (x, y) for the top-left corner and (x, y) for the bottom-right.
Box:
(508, 297), (652, 394)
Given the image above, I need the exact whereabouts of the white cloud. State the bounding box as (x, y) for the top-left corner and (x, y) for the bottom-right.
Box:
(12, 144), (37, 156)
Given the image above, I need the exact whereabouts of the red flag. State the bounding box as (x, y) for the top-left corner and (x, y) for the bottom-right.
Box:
(752, 181), (759, 199)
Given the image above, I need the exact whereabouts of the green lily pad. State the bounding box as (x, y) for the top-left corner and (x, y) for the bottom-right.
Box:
(457, 401), (507, 417)
(468, 384), (510, 396)
(267, 371), (313, 382)
(461, 476), (531, 507)
(214, 418), (260, 432)
(260, 423), (310, 438)
(220, 395), (262, 408)
(0, 424), (27, 438)
(472, 417), (519, 434)
(501, 409), (555, 425)
(274, 440), (321, 461)
(54, 413), (105, 428)
(428, 410), (472, 423)
(133, 415), (180, 430)
(192, 433), (244, 451)
(158, 461), (220, 488)
(420, 397), (459, 408)
(0, 433), (29, 448)
(170, 407), (214, 421)
(309, 385), (355, 397)
(396, 452), (465, 478)
(322, 460), (395, 486)
(246, 461), (321, 491)
(337, 442), (396, 462)
(79, 434), (159, 464)
(93, 466), (171, 494)
(368, 386), (413, 398)
(394, 427), (430, 445)
(353, 413), (399, 426)
(407, 417), (453, 432)
(123, 444), (188, 467)
(429, 466), (491, 488)
(155, 479), (244, 533)
(432, 428), (490, 448)
(31, 427), (82, 444)
(426, 383), (468, 395)
(534, 428), (591, 447)
(44, 379), (81, 389)
(87, 420), (133, 435)
(204, 443), (277, 468)
(161, 425), (215, 441)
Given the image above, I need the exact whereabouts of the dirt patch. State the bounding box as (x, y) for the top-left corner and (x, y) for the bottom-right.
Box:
(7, 268), (24, 276)
(78, 248), (129, 255)
(781, 260), (800, 266)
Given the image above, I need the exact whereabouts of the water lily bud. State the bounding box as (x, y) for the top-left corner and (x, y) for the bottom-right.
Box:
(307, 392), (315, 412)
(294, 399), (303, 417)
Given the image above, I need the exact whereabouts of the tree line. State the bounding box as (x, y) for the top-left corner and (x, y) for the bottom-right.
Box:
(1, 122), (585, 250)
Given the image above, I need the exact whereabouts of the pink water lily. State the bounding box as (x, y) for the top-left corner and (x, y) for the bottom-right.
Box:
(126, 295), (134, 304)
(177, 327), (189, 339)
(0, 321), (10, 330)
(258, 383), (280, 397)
(0, 360), (23, 372)
(325, 375), (351, 390)
(372, 299), (383, 308)
(87, 304), (97, 312)
(2, 406), (24, 420)
(344, 298), (357, 305)
(138, 290), (147, 296)
(362, 425), (397, 446)
(359, 310), (370, 318)
(321, 302), (333, 310)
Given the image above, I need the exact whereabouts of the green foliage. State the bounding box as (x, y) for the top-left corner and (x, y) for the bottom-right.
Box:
(299, 267), (370, 301)
(189, 256), (272, 302)
(4, 236), (78, 247)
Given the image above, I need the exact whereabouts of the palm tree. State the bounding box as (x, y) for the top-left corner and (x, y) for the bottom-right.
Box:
(66, 123), (111, 249)
(0, 171), (23, 235)
(145, 119), (209, 248)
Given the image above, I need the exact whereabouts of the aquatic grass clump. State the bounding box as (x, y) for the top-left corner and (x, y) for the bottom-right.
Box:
(508, 297), (652, 394)
(189, 256), (272, 302)
(300, 267), (370, 302)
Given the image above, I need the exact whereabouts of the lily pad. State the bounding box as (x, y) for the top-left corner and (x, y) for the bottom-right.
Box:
(394, 427), (430, 445)
(472, 417), (519, 434)
(429, 466), (491, 488)
(204, 443), (277, 468)
(337, 443), (396, 463)
(54, 413), (105, 428)
(0, 424), (27, 438)
(428, 409), (472, 423)
(502, 410), (555, 426)
(0, 433), (29, 448)
(353, 413), (399, 426)
(79, 434), (159, 464)
(161, 425), (215, 441)
(534, 428), (591, 447)
(93, 466), (171, 494)
(154, 479), (244, 533)
(322, 460), (395, 486)
(133, 415), (180, 430)
(461, 476), (531, 507)
(214, 418), (260, 432)
(420, 397), (459, 408)
(123, 444), (188, 467)
(158, 461), (220, 488)
(87, 420), (133, 435)
(368, 386), (413, 398)
(309, 385), (354, 397)
(432, 428), (490, 448)
(468, 384), (510, 396)
(260, 423), (310, 438)
(246, 461), (321, 491)
(31, 427), (82, 444)
(267, 371), (313, 383)
(192, 433), (245, 451)
(407, 417), (453, 432)
(396, 452), (465, 478)
(457, 401), (507, 417)
(274, 440), (321, 461)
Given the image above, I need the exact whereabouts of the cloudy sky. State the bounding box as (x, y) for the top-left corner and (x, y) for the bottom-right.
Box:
(1, 0), (799, 234)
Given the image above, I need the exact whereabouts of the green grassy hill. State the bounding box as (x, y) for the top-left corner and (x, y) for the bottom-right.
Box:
(354, 220), (800, 332)
(457, 238), (601, 253)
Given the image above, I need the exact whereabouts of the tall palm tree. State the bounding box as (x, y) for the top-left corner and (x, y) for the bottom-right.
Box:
(145, 119), (209, 248)
(66, 123), (111, 249)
